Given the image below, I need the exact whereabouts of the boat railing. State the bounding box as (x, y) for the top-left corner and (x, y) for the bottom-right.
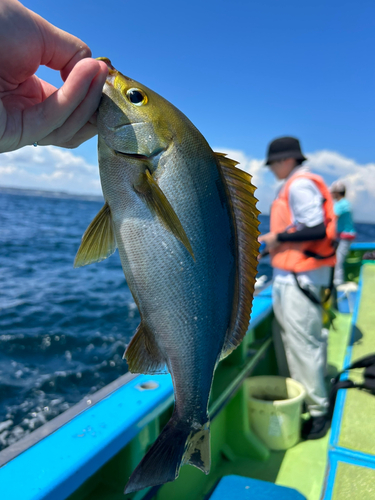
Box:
(0, 286), (274, 500)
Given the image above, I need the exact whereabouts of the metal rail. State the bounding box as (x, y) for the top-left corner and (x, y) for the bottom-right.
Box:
(0, 371), (138, 467)
(209, 337), (272, 419)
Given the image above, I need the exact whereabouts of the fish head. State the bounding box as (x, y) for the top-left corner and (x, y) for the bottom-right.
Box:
(97, 58), (178, 158)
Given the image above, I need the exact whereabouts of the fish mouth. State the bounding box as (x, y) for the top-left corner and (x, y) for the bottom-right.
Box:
(107, 122), (142, 132)
(113, 148), (165, 161)
(114, 150), (150, 161)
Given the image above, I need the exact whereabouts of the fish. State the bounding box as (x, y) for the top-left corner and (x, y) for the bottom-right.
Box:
(74, 58), (260, 494)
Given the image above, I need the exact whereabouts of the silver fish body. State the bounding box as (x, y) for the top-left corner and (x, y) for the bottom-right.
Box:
(98, 126), (236, 417)
(75, 59), (259, 493)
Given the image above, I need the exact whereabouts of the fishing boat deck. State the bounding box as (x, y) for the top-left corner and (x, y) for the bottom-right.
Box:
(323, 262), (375, 500)
(1, 252), (374, 500)
(188, 313), (352, 500)
(218, 263), (375, 500)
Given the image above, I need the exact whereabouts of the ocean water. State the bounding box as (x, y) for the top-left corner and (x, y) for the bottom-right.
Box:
(0, 189), (138, 450)
(0, 188), (374, 451)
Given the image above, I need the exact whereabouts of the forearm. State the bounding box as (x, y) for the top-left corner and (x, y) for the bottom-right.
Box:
(277, 222), (326, 243)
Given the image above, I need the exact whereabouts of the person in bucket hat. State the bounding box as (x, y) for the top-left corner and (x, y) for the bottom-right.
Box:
(265, 136), (307, 166)
(259, 136), (337, 440)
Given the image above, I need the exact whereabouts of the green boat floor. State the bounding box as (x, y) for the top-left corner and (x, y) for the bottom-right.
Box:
(339, 389), (375, 455)
(229, 313), (353, 500)
(338, 264), (375, 456)
(332, 462), (375, 500)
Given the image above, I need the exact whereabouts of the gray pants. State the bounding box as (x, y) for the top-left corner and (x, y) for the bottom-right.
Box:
(334, 239), (351, 286)
(272, 280), (329, 417)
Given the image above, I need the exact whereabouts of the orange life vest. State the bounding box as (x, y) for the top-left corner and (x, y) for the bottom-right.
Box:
(270, 170), (337, 272)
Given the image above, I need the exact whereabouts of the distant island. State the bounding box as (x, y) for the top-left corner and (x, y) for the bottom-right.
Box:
(0, 186), (104, 202)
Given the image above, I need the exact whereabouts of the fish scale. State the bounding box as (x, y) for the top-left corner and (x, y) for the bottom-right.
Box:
(74, 58), (260, 494)
(99, 135), (233, 421)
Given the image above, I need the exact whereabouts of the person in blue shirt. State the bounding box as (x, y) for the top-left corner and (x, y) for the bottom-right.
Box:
(330, 181), (356, 286)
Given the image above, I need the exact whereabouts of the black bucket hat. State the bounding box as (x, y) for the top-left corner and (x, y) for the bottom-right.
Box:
(265, 136), (307, 166)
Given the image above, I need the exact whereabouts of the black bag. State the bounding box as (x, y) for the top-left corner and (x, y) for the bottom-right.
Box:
(328, 353), (375, 419)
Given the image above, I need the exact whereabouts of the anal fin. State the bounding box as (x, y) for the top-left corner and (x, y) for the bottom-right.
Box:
(124, 322), (166, 374)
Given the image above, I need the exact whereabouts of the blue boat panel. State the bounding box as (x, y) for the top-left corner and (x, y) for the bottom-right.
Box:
(323, 452), (375, 500)
(325, 265), (375, 499)
(0, 374), (174, 500)
(329, 266), (364, 449)
(332, 446), (375, 467)
(210, 475), (306, 500)
(350, 242), (375, 251)
(0, 290), (272, 500)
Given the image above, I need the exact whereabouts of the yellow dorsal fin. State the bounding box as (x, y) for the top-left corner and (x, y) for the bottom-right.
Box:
(215, 153), (261, 360)
(74, 202), (117, 268)
(134, 169), (195, 260)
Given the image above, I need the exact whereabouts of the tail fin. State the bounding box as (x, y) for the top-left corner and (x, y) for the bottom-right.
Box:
(182, 422), (210, 471)
(124, 416), (210, 494)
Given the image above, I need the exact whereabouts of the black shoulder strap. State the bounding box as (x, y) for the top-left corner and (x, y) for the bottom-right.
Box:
(328, 379), (357, 419)
(303, 249), (337, 260)
(328, 353), (375, 419)
(293, 266), (335, 307)
(332, 354), (375, 385)
(292, 272), (322, 306)
(347, 354), (375, 371)
(350, 354), (375, 392)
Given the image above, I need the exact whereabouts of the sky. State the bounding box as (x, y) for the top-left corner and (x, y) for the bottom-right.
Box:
(1, 0), (374, 222)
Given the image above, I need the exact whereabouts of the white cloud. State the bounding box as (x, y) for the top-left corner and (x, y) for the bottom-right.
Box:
(217, 148), (375, 223)
(307, 150), (375, 223)
(1, 145), (373, 223)
(214, 148), (279, 215)
(0, 145), (101, 195)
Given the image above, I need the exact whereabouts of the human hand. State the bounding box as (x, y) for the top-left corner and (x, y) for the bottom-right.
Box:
(0, 0), (109, 153)
(258, 232), (280, 252)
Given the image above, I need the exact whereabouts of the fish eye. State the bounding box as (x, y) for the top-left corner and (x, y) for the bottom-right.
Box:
(126, 88), (148, 106)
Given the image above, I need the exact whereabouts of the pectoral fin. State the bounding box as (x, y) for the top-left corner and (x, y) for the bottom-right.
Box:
(74, 202), (117, 268)
(134, 169), (194, 259)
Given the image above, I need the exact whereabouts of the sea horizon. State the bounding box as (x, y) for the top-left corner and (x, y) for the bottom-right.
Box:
(0, 185), (104, 203)
(1, 185), (373, 225)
